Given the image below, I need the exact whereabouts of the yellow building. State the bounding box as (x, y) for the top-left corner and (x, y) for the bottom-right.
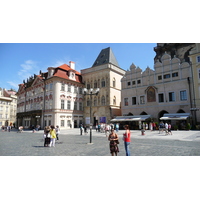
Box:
(0, 88), (17, 127)
(81, 47), (126, 125)
(189, 43), (200, 125)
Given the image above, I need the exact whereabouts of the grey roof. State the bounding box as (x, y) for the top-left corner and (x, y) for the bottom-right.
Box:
(92, 47), (120, 67)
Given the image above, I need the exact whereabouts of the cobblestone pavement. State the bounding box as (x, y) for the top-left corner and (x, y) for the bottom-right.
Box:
(1, 128), (200, 156)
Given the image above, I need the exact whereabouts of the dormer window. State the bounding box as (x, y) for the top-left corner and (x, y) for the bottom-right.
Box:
(69, 70), (76, 80)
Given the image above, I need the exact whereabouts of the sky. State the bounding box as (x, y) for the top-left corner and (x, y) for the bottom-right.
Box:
(0, 43), (157, 90)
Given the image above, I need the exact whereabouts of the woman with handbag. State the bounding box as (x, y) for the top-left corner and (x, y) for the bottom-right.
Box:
(108, 129), (119, 156)
(123, 125), (131, 156)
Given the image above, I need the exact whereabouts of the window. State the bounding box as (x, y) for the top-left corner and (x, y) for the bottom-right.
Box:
(197, 56), (200, 63)
(87, 83), (90, 89)
(79, 102), (83, 111)
(127, 82), (131, 86)
(67, 120), (71, 127)
(137, 80), (141, 84)
(61, 83), (65, 91)
(158, 93), (164, 103)
(132, 97), (137, 105)
(68, 85), (71, 92)
(61, 100), (65, 109)
(74, 102), (77, 110)
(101, 96), (106, 105)
(61, 120), (65, 127)
(79, 88), (83, 94)
(67, 100), (71, 109)
(113, 96), (116, 105)
(198, 69), (200, 79)
(140, 96), (145, 104)
(94, 81), (97, 88)
(101, 79), (106, 87)
(172, 72), (178, 77)
(158, 75), (162, 80)
(124, 98), (128, 106)
(132, 81), (135, 85)
(164, 74), (170, 79)
(49, 83), (53, 90)
(169, 92), (175, 102)
(113, 78), (116, 88)
(180, 90), (187, 101)
(74, 86), (78, 94)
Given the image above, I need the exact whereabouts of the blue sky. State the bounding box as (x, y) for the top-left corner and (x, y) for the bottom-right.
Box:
(0, 43), (156, 90)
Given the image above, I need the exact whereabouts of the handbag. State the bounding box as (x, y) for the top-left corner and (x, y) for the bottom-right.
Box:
(116, 139), (119, 144)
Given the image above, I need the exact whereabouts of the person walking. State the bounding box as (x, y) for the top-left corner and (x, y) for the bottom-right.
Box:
(44, 126), (51, 147)
(49, 125), (56, 147)
(123, 125), (131, 156)
(115, 123), (119, 132)
(55, 125), (60, 140)
(108, 129), (119, 156)
(168, 123), (172, 135)
(165, 122), (169, 135)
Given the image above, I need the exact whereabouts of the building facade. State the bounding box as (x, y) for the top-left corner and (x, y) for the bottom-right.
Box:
(0, 88), (17, 127)
(81, 47), (126, 125)
(189, 43), (200, 125)
(17, 62), (84, 129)
(121, 52), (194, 128)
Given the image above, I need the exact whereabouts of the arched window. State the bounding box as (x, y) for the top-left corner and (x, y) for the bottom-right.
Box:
(113, 96), (116, 105)
(113, 78), (116, 88)
(101, 78), (106, 87)
(101, 96), (106, 105)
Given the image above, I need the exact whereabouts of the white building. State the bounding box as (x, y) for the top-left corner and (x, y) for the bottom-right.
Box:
(120, 52), (193, 129)
(17, 62), (84, 129)
(0, 88), (17, 127)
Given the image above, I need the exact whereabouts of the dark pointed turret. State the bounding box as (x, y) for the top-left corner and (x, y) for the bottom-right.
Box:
(92, 47), (120, 67)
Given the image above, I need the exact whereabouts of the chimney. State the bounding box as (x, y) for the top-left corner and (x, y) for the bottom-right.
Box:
(69, 61), (75, 70)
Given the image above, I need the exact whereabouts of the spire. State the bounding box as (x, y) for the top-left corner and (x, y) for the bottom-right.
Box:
(92, 47), (120, 67)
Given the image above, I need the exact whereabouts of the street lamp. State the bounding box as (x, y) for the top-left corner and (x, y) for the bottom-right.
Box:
(83, 87), (100, 144)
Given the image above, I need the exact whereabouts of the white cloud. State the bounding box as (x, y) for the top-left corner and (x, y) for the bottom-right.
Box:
(18, 60), (38, 79)
(7, 81), (19, 89)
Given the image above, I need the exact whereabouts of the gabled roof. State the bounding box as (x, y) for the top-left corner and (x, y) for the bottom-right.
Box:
(57, 64), (81, 75)
(92, 47), (120, 67)
(53, 64), (82, 83)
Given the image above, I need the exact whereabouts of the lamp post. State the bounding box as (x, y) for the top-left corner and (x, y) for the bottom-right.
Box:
(83, 87), (100, 144)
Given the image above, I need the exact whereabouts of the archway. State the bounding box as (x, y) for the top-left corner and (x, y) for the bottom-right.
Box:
(177, 109), (185, 113)
(158, 110), (168, 120)
(140, 111), (148, 115)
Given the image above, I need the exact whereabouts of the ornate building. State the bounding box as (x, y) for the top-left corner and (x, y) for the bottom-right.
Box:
(121, 51), (194, 128)
(81, 47), (126, 125)
(0, 88), (17, 127)
(17, 62), (84, 129)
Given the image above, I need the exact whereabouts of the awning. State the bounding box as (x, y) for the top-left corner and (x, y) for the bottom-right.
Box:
(160, 113), (191, 120)
(111, 115), (151, 122)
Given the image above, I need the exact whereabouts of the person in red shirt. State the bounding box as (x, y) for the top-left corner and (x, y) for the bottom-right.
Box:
(123, 125), (131, 156)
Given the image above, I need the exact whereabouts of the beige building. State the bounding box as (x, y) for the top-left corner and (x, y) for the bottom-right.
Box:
(17, 62), (84, 129)
(121, 52), (193, 129)
(81, 47), (126, 125)
(0, 88), (17, 127)
(189, 43), (200, 125)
